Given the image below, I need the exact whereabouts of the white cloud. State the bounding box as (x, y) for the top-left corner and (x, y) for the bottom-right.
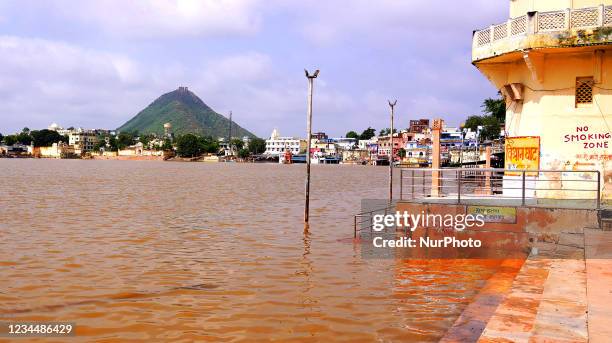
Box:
(0, 1), (504, 137)
(0, 37), (313, 137)
(201, 52), (272, 85)
(52, 0), (264, 38)
(0, 36), (162, 132)
(283, 0), (506, 46)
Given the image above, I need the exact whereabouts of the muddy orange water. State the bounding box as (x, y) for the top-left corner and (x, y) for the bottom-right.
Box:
(0, 160), (505, 342)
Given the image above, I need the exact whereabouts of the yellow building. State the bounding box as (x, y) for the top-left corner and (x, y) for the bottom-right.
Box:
(35, 143), (75, 158)
(473, 0), (612, 203)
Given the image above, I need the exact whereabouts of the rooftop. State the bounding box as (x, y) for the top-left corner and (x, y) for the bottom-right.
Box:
(472, 4), (612, 62)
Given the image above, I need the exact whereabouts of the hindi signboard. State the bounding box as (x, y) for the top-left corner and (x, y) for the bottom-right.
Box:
(467, 206), (517, 224)
(505, 136), (540, 176)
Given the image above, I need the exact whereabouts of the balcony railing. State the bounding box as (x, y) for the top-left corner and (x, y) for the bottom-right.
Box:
(474, 4), (612, 48)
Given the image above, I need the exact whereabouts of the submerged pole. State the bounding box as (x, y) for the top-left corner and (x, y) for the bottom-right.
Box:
(304, 69), (319, 224)
(228, 111), (233, 155)
(388, 100), (397, 203)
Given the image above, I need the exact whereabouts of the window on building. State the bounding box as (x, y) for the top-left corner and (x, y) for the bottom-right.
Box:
(576, 77), (594, 107)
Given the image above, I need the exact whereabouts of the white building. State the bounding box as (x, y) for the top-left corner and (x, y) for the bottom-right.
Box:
(358, 137), (377, 150)
(48, 122), (71, 136)
(330, 137), (357, 151)
(68, 128), (98, 152)
(264, 129), (306, 156)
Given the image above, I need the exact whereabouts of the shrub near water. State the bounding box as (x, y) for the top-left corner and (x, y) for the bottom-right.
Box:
(176, 134), (219, 157)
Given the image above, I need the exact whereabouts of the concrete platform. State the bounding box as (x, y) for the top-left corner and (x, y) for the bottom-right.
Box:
(585, 229), (612, 343)
(441, 229), (612, 342)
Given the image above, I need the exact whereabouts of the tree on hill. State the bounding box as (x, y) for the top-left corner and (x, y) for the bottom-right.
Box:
(117, 87), (257, 138)
(359, 127), (376, 140)
(0, 133), (3, 143)
(248, 137), (266, 155)
(345, 131), (359, 139)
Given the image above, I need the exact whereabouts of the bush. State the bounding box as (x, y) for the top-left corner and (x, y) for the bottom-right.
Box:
(176, 134), (201, 157)
(176, 134), (219, 157)
(238, 148), (250, 158)
(248, 137), (265, 155)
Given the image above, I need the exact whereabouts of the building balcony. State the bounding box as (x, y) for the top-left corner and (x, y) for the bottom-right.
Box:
(472, 4), (612, 62)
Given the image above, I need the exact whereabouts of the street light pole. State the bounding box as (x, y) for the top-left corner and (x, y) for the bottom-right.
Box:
(388, 100), (397, 202)
(304, 69), (319, 224)
(460, 127), (465, 167)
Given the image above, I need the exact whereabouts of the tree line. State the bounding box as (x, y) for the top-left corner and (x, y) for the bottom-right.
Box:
(1, 127), (68, 146)
(175, 134), (265, 158)
(0, 127), (269, 159)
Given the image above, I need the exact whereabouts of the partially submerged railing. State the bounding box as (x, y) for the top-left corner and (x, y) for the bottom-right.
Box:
(353, 205), (394, 238)
(399, 168), (601, 210)
(474, 4), (612, 48)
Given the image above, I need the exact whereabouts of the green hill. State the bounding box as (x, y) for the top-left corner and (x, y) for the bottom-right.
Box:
(117, 87), (256, 138)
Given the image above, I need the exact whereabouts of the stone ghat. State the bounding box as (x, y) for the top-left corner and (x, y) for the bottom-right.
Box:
(441, 229), (612, 342)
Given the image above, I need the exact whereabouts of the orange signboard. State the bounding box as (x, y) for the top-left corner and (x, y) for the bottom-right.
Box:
(505, 136), (540, 176)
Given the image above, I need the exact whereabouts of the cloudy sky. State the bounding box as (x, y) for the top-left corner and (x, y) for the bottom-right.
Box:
(0, 0), (508, 138)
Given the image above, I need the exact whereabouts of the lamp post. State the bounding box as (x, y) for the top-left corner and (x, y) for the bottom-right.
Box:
(459, 124), (466, 167)
(304, 69), (319, 224)
(388, 100), (397, 202)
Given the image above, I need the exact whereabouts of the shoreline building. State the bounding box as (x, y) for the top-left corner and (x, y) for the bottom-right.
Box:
(409, 119), (430, 134)
(378, 132), (413, 161)
(264, 129), (306, 157)
(68, 128), (98, 153)
(472, 0), (612, 201)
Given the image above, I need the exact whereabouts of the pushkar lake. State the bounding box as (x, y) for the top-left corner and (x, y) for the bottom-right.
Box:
(0, 159), (503, 342)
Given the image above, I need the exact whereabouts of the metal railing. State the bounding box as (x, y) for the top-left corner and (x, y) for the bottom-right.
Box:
(353, 205), (394, 238)
(399, 168), (602, 210)
(474, 4), (612, 48)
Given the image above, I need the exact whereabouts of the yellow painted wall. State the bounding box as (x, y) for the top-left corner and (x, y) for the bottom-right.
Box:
(479, 48), (611, 201)
(510, 0), (611, 18)
(38, 146), (61, 158)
